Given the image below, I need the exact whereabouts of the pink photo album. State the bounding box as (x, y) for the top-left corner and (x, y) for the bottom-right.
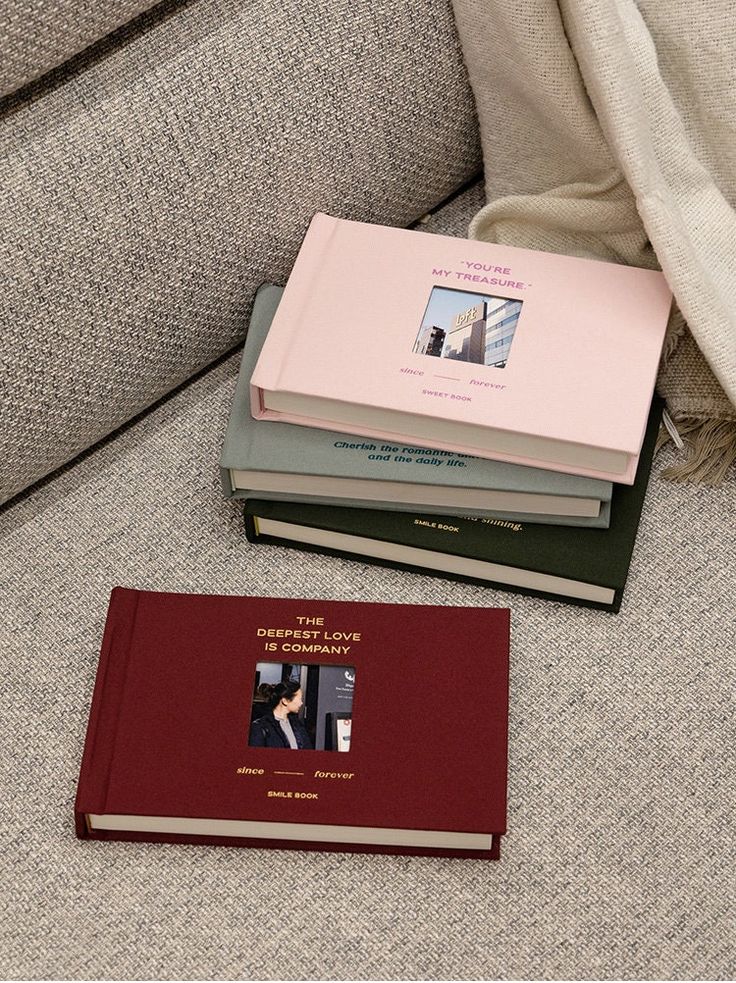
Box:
(250, 214), (672, 483)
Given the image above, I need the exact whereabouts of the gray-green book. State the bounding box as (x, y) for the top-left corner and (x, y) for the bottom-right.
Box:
(220, 285), (613, 526)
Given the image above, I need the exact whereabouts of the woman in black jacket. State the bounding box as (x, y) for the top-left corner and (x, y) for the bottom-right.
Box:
(249, 680), (313, 749)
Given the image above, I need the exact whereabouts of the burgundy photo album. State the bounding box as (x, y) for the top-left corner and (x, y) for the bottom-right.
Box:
(76, 588), (510, 859)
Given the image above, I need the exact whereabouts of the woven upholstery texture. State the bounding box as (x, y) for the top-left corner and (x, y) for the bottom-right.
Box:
(0, 0), (481, 506)
(0, 0), (161, 98)
(1, 186), (734, 981)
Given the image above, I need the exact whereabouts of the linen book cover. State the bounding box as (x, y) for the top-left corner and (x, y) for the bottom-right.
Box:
(75, 590), (510, 859)
(250, 214), (672, 483)
(244, 399), (663, 613)
(222, 284), (613, 527)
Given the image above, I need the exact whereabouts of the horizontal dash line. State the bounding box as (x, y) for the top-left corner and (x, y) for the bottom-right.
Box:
(274, 771), (304, 776)
(434, 375), (461, 381)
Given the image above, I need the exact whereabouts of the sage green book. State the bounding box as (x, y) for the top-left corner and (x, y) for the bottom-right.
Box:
(221, 285), (613, 526)
(243, 398), (662, 613)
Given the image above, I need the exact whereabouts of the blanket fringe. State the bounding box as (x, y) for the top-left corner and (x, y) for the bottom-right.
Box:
(657, 416), (736, 486)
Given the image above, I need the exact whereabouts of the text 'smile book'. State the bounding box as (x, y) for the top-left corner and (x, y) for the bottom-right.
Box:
(245, 399), (662, 613)
(221, 284), (613, 527)
(76, 589), (510, 859)
(250, 214), (672, 483)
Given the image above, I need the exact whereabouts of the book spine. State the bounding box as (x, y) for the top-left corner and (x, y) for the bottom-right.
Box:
(220, 358), (259, 499)
(243, 510), (260, 544)
(221, 284), (283, 495)
(219, 466), (235, 499)
(74, 587), (141, 837)
(249, 213), (339, 412)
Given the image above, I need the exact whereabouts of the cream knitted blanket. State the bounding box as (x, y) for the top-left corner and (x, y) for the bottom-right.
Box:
(452, 0), (736, 483)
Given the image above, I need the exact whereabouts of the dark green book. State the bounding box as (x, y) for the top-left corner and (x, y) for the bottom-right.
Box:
(244, 399), (662, 612)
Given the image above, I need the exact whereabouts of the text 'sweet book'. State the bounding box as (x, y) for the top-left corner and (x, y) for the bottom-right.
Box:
(76, 589), (510, 859)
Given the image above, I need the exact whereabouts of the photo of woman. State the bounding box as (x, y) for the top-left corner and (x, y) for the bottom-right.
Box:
(248, 680), (313, 750)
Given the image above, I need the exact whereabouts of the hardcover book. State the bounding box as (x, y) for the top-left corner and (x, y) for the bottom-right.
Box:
(222, 284), (613, 527)
(244, 400), (663, 613)
(75, 589), (510, 859)
(250, 214), (672, 483)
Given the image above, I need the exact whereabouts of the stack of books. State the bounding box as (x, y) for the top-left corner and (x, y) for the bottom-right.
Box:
(74, 215), (670, 863)
(221, 214), (672, 611)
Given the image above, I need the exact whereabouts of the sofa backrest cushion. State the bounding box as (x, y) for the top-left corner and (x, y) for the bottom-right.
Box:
(0, 0), (481, 505)
(0, 0), (162, 99)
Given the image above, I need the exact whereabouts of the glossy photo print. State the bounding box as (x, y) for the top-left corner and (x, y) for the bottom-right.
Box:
(414, 286), (523, 368)
(248, 662), (355, 751)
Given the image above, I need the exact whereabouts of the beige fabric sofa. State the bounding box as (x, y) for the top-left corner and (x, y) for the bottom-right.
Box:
(1, 3), (733, 979)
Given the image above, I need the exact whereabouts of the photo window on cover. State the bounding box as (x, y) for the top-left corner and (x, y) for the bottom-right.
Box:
(248, 662), (356, 751)
(413, 286), (523, 368)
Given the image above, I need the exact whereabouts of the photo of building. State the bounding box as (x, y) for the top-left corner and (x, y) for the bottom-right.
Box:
(414, 287), (523, 368)
(412, 323), (446, 356)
